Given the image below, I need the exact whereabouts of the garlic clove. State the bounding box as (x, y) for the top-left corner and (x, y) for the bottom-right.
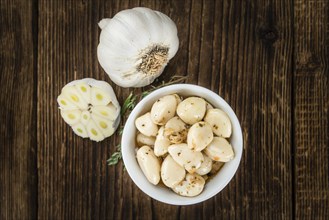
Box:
(204, 137), (235, 162)
(114, 10), (151, 49)
(60, 109), (81, 125)
(164, 116), (188, 144)
(86, 119), (105, 142)
(210, 161), (225, 175)
(135, 112), (159, 137)
(161, 155), (186, 188)
(195, 154), (212, 176)
(187, 121), (213, 151)
(172, 173), (205, 197)
(98, 20), (140, 56)
(91, 104), (119, 121)
(62, 86), (89, 110)
(150, 94), (178, 125)
(136, 133), (156, 147)
(74, 82), (91, 103)
(71, 123), (89, 138)
(205, 101), (214, 110)
(91, 87), (112, 106)
(136, 146), (161, 185)
(80, 110), (91, 126)
(204, 108), (232, 138)
(154, 11), (179, 59)
(168, 143), (204, 174)
(91, 113), (115, 137)
(57, 94), (79, 110)
(154, 126), (171, 157)
(133, 7), (164, 43)
(176, 97), (206, 125)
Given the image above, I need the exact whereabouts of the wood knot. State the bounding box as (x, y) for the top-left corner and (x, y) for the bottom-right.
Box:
(258, 27), (279, 44)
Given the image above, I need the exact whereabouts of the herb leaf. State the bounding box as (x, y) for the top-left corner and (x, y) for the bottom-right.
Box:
(107, 144), (122, 166)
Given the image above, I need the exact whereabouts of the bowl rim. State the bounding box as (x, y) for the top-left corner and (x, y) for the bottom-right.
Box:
(121, 83), (243, 205)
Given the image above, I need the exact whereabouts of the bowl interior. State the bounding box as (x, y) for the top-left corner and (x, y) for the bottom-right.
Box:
(121, 84), (243, 205)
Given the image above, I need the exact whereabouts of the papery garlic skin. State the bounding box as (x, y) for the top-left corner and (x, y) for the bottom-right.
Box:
(97, 7), (179, 87)
(57, 78), (121, 142)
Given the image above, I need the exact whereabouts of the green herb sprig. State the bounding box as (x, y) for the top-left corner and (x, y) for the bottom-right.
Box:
(107, 75), (187, 166)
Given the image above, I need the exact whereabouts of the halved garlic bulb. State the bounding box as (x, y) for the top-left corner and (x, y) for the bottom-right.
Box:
(97, 7), (179, 87)
(57, 78), (120, 142)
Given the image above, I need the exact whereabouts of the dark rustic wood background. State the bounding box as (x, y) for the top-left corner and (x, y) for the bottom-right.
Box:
(1, 0), (328, 219)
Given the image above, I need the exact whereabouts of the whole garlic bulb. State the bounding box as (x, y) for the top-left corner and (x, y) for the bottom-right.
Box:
(57, 78), (121, 142)
(97, 7), (179, 87)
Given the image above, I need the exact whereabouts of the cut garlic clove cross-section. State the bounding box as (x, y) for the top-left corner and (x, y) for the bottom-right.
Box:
(75, 82), (91, 103)
(57, 94), (79, 110)
(62, 86), (89, 110)
(91, 113), (115, 137)
(91, 104), (118, 120)
(81, 110), (91, 126)
(86, 119), (105, 142)
(60, 109), (81, 125)
(91, 87), (112, 106)
(72, 123), (89, 138)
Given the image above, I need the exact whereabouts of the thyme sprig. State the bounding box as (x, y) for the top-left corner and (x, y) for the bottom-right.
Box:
(107, 75), (187, 166)
(107, 144), (122, 166)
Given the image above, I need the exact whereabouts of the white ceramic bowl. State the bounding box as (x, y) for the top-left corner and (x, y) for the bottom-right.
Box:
(121, 84), (243, 205)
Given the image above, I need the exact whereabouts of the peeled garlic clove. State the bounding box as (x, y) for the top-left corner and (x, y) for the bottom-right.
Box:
(210, 161), (225, 175)
(97, 7), (179, 88)
(196, 154), (212, 176)
(164, 116), (188, 144)
(150, 94), (177, 125)
(172, 173), (205, 197)
(136, 146), (161, 185)
(173, 94), (182, 105)
(205, 137), (234, 162)
(62, 86), (89, 110)
(91, 104), (119, 120)
(75, 82), (91, 103)
(135, 112), (158, 137)
(176, 97), (206, 125)
(86, 119), (105, 142)
(161, 155), (185, 188)
(187, 121), (213, 151)
(204, 108), (232, 138)
(205, 101), (214, 110)
(91, 113), (115, 137)
(57, 94), (78, 110)
(58, 78), (120, 141)
(154, 126), (171, 156)
(136, 133), (156, 147)
(71, 123), (88, 138)
(60, 109), (81, 125)
(168, 143), (204, 174)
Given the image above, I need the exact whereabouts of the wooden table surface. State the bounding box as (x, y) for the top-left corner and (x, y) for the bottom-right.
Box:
(1, 0), (328, 219)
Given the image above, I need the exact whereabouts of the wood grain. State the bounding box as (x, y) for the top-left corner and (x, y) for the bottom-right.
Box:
(293, 0), (329, 218)
(1, 0), (329, 219)
(0, 0), (37, 219)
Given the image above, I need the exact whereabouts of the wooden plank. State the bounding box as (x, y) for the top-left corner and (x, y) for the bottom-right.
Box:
(37, 0), (117, 219)
(202, 0), (293, 219)
(37, 0), (167, 219)
(0, 0), (37, 219)
(293, 0), (329, 219)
